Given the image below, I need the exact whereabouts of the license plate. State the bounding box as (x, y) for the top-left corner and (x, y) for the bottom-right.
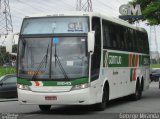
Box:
(45, 96), (57, 100)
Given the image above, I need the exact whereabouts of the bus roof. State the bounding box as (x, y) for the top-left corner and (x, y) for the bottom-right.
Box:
(25, 12), (147, 33)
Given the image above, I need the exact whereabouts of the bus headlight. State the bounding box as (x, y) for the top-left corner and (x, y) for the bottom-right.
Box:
(17, 84), (31, 91)
(71, 83), (90, 90)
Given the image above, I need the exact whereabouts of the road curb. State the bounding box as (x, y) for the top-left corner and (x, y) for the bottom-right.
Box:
(0, 98), (18, 102)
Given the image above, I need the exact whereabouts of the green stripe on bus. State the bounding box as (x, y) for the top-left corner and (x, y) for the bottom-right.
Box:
(139, 55), (142, 66)
(132, 55), (135, 67)
(130, 69), (133, 81)
(103, 51), (150, 67)
(107, 52), (129, 67)
(17, 78), (32, 86)
(43, 77), (88, 86)
(17, 77), (88, 86)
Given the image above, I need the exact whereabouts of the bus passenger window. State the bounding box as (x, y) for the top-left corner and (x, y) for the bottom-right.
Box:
(116, 25), (121, 50)
(120, 27), (125, 50)
(103, 23), (111, 49)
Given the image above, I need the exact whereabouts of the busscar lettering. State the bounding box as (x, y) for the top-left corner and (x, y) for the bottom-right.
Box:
(108, 55), (122, 65)
(57, 82), (72, 86)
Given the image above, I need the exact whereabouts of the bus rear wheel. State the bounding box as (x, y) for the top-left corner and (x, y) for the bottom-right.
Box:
(39, 105), (51, 111)
(95, 85), (109, 111)
(130, 81), (142, 101)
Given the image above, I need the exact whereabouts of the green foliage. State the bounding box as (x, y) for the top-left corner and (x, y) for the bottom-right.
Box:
(130, 0), (160, 25)
(0, 45), (17, 65)
(150, 64), (160, 68)
(12, 44), (18, 53)
(0, 67), (16, 76)
(0, 46), (10, 65)
(0, 45), (17, 76)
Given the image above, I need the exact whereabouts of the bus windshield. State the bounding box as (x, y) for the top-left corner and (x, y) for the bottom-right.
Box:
(21, 17), (89, 34)
(18, 37), (89, 80)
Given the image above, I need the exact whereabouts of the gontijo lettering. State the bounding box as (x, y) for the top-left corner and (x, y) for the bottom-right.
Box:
(108, 55), (122, 65)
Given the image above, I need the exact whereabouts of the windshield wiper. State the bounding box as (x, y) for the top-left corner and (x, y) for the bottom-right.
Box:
(54, 44), (69, 80)
(32, 44), (49, 80)
(45, 44), (49, 68)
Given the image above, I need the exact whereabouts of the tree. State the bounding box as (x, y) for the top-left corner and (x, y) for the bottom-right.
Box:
(0, 46), (10, 65)
(130, 0), (160, 25)
(0, 45), (17, 66)
(12, 44), (17, 53)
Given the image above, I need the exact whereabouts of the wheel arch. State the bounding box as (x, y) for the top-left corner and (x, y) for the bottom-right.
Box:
(102, 80), (110, 100)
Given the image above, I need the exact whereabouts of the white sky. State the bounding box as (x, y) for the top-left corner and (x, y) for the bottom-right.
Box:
(1, 0), (160, 51)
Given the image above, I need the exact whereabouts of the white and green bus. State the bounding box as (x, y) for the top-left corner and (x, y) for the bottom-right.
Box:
(17, 12), (150, 111)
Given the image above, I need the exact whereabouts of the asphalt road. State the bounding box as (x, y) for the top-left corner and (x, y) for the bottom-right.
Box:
(0, 82), (160, 119)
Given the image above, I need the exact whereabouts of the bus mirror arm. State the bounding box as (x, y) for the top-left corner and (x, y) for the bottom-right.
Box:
(87, 31), (95, 53)
(89, 51), (93, 54)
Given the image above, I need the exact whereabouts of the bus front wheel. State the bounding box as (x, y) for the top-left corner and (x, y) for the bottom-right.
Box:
(39, 105), (51, 111)
(95, 85), (109, 111)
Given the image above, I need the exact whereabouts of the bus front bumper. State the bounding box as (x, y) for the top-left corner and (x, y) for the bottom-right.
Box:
(18, 88), (96, 105)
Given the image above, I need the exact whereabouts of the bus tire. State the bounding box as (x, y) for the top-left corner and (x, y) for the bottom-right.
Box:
(95, 84), (109, 111)
(130, 80), (142, 101)
(141, 78), (144, 92)
(39, 105), (51, 111)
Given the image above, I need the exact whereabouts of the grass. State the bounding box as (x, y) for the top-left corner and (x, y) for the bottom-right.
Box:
(150, 64), (160, 68)
(0, 67), (16, 76)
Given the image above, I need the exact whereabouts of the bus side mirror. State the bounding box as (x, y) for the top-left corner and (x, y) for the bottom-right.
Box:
(88, 31), (95, 53)
(5, 34), (14, 53)
(5, 32), (19, 53)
